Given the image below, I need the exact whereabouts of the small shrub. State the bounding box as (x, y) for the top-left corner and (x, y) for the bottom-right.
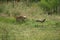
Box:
(0, 6), (4, 13)
(55, 22), (60, 28)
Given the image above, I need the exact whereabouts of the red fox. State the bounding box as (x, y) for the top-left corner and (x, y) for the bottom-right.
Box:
(15, 16), (26, 22)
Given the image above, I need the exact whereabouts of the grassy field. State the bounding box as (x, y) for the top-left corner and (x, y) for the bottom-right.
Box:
(0, 2), (60, 40)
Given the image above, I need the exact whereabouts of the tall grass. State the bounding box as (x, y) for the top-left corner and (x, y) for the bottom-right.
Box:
(0, 20), (60, 40)
(0, 2), (60, 40)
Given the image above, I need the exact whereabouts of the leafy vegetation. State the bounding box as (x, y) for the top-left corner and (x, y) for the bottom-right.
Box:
(0, 0), (60, 40)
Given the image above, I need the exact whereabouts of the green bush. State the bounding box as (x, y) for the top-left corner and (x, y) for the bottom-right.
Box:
(0, 5), (5, 13)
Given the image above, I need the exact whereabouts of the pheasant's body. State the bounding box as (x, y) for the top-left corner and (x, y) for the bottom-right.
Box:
(36, 19), (46, 23)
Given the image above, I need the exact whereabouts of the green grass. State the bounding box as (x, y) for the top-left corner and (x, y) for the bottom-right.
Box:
(0, 16), (60, 40)
(0, 2), (60, 40)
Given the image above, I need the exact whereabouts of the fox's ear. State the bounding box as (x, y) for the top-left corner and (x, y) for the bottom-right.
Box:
(23, 16), (26, 18)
